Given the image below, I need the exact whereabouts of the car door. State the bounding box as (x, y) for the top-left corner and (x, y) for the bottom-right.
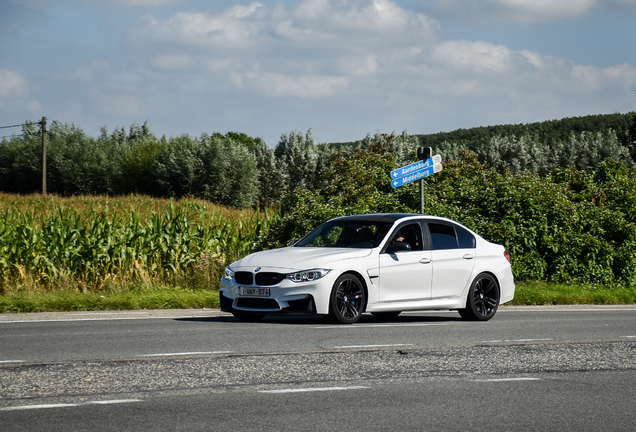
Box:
(378, 222), (432, 302)
(426, 221), (476, 299)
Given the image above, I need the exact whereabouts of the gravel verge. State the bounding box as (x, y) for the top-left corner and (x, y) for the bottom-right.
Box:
(1, 340), (634, 402)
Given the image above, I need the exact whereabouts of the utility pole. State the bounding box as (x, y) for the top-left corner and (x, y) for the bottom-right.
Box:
(417, 147), (432, 214)
(42, 116), (47, 195)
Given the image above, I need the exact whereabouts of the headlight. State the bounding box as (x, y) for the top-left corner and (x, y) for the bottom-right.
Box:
(223, 267), (235, 280)
(286, 269), (330, 283)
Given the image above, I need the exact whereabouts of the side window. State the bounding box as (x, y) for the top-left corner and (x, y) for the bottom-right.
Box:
(456, 226), (475, 248)
(428, 223), (458, 250)
(390, 223), (424, 251)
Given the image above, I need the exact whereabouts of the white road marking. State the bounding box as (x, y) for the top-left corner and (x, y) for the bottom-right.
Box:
(0, 360), (25, 364)
(0, 399), (143, 411)
(479, 338), (554, 343)
(138, 351), (232, 357)
(333, 344), (414, 349)
(475, 378), (542, 382)
(621, 335), (636, 338)
(67, 312), (148, 316)
(0, 315), (216, 324)
(313, 323), (448, 329)
(260, 386), (370, 394)
(498, 307), (636, 312)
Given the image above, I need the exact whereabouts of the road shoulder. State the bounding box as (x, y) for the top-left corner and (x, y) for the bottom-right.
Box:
(1, 304), (634, 322)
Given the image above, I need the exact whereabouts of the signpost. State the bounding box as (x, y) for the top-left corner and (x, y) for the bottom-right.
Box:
(389, 154), (442, 181)
(390, 159), (442, 188)
(390, 148), (443, 214)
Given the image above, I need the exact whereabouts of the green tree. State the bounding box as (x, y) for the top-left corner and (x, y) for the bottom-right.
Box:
(149, 135), (199, 198)
(275, 130), (321, 195)
(0, 121), (42, 193)
(196, 134), (259, 208)
(260, 141), (407, 249)
(250, 138), (287, 209)
(36, 122), (122, 195)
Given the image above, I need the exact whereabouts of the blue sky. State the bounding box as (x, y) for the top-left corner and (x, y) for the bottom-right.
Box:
(1, 0), (635, 146)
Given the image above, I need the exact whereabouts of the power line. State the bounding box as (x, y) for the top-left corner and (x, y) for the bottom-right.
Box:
(0, 122), (31, 129)
(0, 122), (35, 130)
(0, 121), (44, 140)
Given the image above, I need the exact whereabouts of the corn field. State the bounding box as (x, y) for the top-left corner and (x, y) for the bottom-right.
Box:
(0, 194), (278, 294)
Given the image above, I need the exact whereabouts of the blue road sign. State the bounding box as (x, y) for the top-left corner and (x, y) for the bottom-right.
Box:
(390, 155), (442, 180)
(391, 163), (443, 188)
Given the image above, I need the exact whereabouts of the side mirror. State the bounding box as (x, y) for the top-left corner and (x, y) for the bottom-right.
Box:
(386, 240), (411, 253)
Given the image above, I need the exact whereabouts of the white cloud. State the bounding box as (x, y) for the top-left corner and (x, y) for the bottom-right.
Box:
(79, 0), (179, 7)
(490, 0), (596, 21)
(127, 0), (440, 99)
(152, 54), (194, 70)
(12, 0), (181, 9)
(571, 63), (636, 92)
(341, 54), (380, 75)
(115, 0), (636, 133)
(0, 69), (29, 97)
(423, 0), (603, 22)
(130, 0), (438, 50)
(294, 0), (416, 31)
(9, 0), (632, 145)
(429, 40), (636, 100)
(113, 0), (178, 6)
(63, 60), (112, 83)
(91, 89), (141, 116)
(289, 0), (439, 45)
(240, 71), (349, 97)
(432, 40), (517, 74)
(129, 3), (267, 50)
(0, 98), (40, 116)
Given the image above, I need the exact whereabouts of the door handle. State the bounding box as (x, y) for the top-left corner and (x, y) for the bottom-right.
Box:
(419, 257), (431, 264)
(463, 254), (474, 260)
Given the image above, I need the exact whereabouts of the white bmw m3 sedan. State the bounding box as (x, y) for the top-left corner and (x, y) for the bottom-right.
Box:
(220, 213), (515, 324)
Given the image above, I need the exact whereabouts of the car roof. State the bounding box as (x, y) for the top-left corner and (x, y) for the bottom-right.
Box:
(331, 213), (447, 223)
(329, 214), (482, 241)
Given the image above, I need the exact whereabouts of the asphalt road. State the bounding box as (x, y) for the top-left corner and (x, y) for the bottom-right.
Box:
(1, 306), (635, 431)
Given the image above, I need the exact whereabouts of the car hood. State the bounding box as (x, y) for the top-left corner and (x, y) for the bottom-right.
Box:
(231, 247), (373, 272)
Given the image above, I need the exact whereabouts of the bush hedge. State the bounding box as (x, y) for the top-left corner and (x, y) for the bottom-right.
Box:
(262, 147), (636, 286)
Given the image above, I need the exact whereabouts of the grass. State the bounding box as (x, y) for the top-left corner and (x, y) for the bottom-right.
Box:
(1, 281), (635, 314)
(0, 286), (219, 313)
(510, 281), (636, 305)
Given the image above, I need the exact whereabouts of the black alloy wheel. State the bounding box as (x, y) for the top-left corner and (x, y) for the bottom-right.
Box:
(328, 273), (366, 324)
(459, 273), (500, 321)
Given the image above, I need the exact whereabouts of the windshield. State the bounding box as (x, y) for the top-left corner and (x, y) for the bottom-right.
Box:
(294, 219), (393, 248)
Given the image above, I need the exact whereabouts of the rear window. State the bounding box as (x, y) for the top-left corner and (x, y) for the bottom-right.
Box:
(428, 222), (476, 250)
(456, 227), (476, 248)
(428, 223), (457, 250)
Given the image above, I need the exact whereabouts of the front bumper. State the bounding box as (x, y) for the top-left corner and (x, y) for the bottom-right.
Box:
(219, 271), (338, 316)
(219, 290), (317, 315)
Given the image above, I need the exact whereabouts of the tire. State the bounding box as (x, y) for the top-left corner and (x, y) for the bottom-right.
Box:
(328, 273), (366, 324)
(232, 312), (266, 322)
(459, 273), (500, 321)
(371, 311), (401, 320)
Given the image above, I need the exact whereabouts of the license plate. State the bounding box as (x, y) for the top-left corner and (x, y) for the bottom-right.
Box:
(238, 287), (270, 297)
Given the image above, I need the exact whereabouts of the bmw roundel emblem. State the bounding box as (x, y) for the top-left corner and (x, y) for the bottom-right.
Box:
(254, 267), (261, 273)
